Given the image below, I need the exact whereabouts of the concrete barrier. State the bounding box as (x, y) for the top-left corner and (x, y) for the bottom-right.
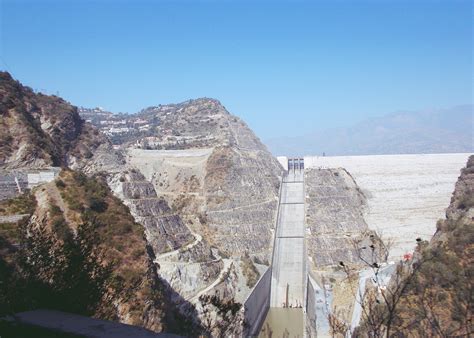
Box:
(27, 170), (59, 188)
(243, 267), (272, 337)
(0, 214), (30, 223)
(270, 170), (305, 308)
(0, 172), (28, 200)
(305, 276), (317, 337)
(276, 156), (288, 171)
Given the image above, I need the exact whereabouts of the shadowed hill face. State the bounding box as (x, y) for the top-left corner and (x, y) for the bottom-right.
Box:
(0, 170), (197, 334)
(0, 72), (109, 169)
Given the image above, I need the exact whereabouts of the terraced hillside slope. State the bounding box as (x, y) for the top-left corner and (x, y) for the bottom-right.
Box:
(102, 99), (283, 310)
(0, 170), (193, 334)
(305, 168), (371, 268)
(305, 153), (470, 260)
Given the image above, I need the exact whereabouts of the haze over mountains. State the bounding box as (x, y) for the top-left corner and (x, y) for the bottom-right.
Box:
(266, 104), (473, 156)
(1, 70), (472, 336)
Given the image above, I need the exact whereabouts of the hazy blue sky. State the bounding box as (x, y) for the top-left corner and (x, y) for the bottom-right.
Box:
(1, 0), (472, 139)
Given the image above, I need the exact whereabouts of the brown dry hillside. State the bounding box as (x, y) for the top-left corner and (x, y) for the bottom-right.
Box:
(0, 170), (196, 334)
(355, 156), (473, 337)
(0, 72), (108, 168)
(392, 155), (474, 336)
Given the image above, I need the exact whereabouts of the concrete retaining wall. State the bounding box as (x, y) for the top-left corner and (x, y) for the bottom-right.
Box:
(277, 156), (288, 171)
(0, 172), (27, 200)
(27, 170), (58, 188)
(0, 214), (30, 223)
(243, 267), (272, 337)
(305, 277), (317, 337)
(0, 168), (60, 201)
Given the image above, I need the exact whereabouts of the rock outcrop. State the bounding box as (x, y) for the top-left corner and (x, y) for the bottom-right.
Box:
(0, 72), (115, 170)
(355, 155), (473, 336)
(106, 99), (282, 334)
(0, 73), (282, 335)
(305, 168), (370, 267)
(118, 99), (282, 259)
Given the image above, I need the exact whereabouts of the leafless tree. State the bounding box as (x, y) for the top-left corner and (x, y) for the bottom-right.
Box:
(328, 306), (350, 337)
(335, 233), (426, 337)
(199, 293), (242, 337)
(337, 231), (471, 337)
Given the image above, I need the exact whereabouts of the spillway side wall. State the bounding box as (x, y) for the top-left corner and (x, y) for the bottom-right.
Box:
(305, 277), (318, 337)
(243, 267), (272, 337)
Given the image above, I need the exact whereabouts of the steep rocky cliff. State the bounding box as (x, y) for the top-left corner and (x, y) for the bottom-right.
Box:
(351, 156), (473, 337)
(0, 170), (195, 334)
(0, 72), (116, 169)
(98, 99), (282, 334)
(125, 99), (283, 259)
(0, 73), (282, 335)
(388, 155), (473, 336)
(305, 168), (371, 267)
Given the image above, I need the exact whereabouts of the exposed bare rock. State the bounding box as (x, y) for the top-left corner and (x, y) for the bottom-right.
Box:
(121, 99), (283, 260)
(442, 155), (474, 224)
(0, 72), (112, 170)
(376, 155), (474, 336)
(305, 168), (370, 267)
(102, 99), (282, 333)
(109, 170), (195, 255)
(204, 145), (280, 256)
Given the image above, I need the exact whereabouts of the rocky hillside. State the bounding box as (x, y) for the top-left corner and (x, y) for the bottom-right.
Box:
(97, 98), (282, 335)
(353, 155), (473, 337)
(0, 170), (194, 334)
(116, 99), (283, 259)
(0, 73), (282, 335)
(0, 72), (112, 169)
(390, 155), (473, 336)
(305, 168), (371, 268)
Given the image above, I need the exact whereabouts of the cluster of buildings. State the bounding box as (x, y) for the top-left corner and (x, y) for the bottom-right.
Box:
(78, 107), (152, 138)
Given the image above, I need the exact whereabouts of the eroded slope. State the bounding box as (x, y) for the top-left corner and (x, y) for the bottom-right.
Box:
(0, 72), (113, 169)
(305, 168), (372, 268)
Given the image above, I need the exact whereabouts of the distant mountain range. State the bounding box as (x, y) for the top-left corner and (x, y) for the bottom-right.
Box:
(266, 105), (473, 156)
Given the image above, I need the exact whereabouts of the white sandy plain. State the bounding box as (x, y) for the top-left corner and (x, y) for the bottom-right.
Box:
(303, 153), (472, 260)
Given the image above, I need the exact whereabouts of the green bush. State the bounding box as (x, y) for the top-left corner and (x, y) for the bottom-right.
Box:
(0, 192), (36, 216)
(55, 179), (66, 189)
